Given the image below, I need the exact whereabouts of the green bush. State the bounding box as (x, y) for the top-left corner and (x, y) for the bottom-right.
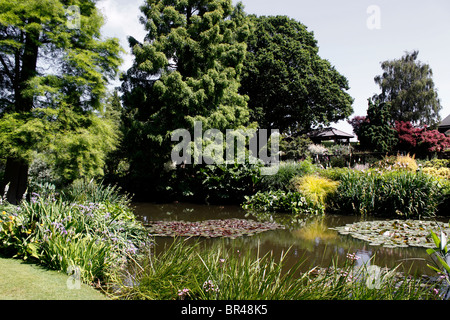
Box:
(260, 160), (318, 192)
(242, 190), (324, 215)
(331, 170), (446, 218)
(169, 161), (263, 205)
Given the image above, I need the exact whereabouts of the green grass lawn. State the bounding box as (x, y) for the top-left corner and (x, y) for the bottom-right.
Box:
(0, 257), (109, 300)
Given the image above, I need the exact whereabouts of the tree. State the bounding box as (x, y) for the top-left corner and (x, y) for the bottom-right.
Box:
(120, 0), (253, 199)
(374, 50), (441, 127)
(0, 0), (123, 203)
(357, 98), (397, 152)
(239, 15), (354, 133)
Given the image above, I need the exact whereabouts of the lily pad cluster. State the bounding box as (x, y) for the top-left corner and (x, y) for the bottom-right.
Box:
(330, 220), (450, 248)
(145, 219), (285, 239)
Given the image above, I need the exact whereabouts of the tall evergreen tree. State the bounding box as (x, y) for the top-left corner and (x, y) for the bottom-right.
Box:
(0, 0), (123, 203)
(358, 98), (398, 153)
(120, 0), (252, 197)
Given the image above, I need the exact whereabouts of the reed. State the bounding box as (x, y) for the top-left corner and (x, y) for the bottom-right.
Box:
(108, 239), (436, 300)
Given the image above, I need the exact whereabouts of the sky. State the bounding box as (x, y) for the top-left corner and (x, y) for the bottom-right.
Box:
(96, 0), (450, 137)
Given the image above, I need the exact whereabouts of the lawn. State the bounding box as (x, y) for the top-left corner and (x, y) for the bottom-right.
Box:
(0, 257), (108, 300)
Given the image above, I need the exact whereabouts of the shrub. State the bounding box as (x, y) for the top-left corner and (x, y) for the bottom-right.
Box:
(422, 167), (450, 180)
(280, 135), (312, 160)
(242, 190), (324, 215)
(170, 160), (264, 205)
(290, 175), (339, 206)
(395, 121), (450, 155)
(260, 160), (318, 192)
(308, 144), (329, 156)
(423, 159), (450, 169)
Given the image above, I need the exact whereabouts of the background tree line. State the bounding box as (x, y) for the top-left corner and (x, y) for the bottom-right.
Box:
(1, 0), (446, 204)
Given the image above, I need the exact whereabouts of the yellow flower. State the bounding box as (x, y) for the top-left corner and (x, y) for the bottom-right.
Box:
(1, 211), (6, 215)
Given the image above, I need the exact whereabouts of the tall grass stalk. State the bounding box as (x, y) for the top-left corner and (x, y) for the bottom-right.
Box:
(108, 239), (436, 300)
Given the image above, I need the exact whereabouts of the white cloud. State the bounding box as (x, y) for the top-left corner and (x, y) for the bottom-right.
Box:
(97, 0), (147, 72)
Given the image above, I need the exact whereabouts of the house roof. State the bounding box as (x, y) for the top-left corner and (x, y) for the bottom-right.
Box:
(439, 114), (450, 128)
(307, 127), (354, 140)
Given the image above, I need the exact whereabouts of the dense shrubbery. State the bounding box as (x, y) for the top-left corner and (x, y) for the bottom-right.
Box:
(0, 181), (150, 284)
(259, 160), (318, 192)
(169, 161), (264, 205)
(241, 155), (449, 218)
(330, 170), (447, 218)
(242, 190), (324, 215)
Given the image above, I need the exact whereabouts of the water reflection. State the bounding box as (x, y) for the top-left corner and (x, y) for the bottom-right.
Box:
(132, 202), (436, 276)
(354, 249), (372, 267)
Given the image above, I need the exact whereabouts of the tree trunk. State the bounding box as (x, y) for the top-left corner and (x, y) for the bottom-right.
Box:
(1, 26), (39, 204)
(0, 158), (28, 205)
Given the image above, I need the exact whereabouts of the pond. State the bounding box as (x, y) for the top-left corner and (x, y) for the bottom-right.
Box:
(132, 202), (447, 277)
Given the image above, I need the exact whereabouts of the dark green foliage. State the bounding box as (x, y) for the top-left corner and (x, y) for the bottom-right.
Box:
(240, 15), (353, 133)
(260, 160), (318, 192)
(242, 190), (324, 215)
(357, 98), (398, 152)
(280, 135), (312, 160)
(119, 0), (254, 200)
(169, 161), (263, 205)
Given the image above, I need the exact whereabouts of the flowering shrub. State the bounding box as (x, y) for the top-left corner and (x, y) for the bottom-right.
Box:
(395, 121), (450, 155)
(0, 189), (150, 284)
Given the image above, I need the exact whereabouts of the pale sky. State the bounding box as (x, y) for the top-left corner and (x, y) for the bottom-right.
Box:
(97, 0), (450, 136)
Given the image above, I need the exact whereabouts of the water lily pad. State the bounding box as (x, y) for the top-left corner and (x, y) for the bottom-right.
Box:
(330, 219), (450, 249)
(145, 219), (285, 239)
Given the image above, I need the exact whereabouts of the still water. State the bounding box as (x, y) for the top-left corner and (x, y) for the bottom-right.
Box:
(132, 202), (440, 276)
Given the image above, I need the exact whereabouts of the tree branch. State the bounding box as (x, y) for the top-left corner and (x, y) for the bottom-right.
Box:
(0, 54), (14, 83)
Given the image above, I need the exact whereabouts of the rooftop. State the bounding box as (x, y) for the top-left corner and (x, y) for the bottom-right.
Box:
(439, 114), (450, 128)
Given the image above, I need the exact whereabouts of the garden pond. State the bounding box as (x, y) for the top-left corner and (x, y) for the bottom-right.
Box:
(132, 202), (450, 277)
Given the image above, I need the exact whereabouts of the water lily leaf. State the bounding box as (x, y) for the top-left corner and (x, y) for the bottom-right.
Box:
(333, 219), (450, 249)
(145, 219), (284, 239)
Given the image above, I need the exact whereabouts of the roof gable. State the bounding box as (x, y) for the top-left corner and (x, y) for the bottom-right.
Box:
(439, 114), (450, 127)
